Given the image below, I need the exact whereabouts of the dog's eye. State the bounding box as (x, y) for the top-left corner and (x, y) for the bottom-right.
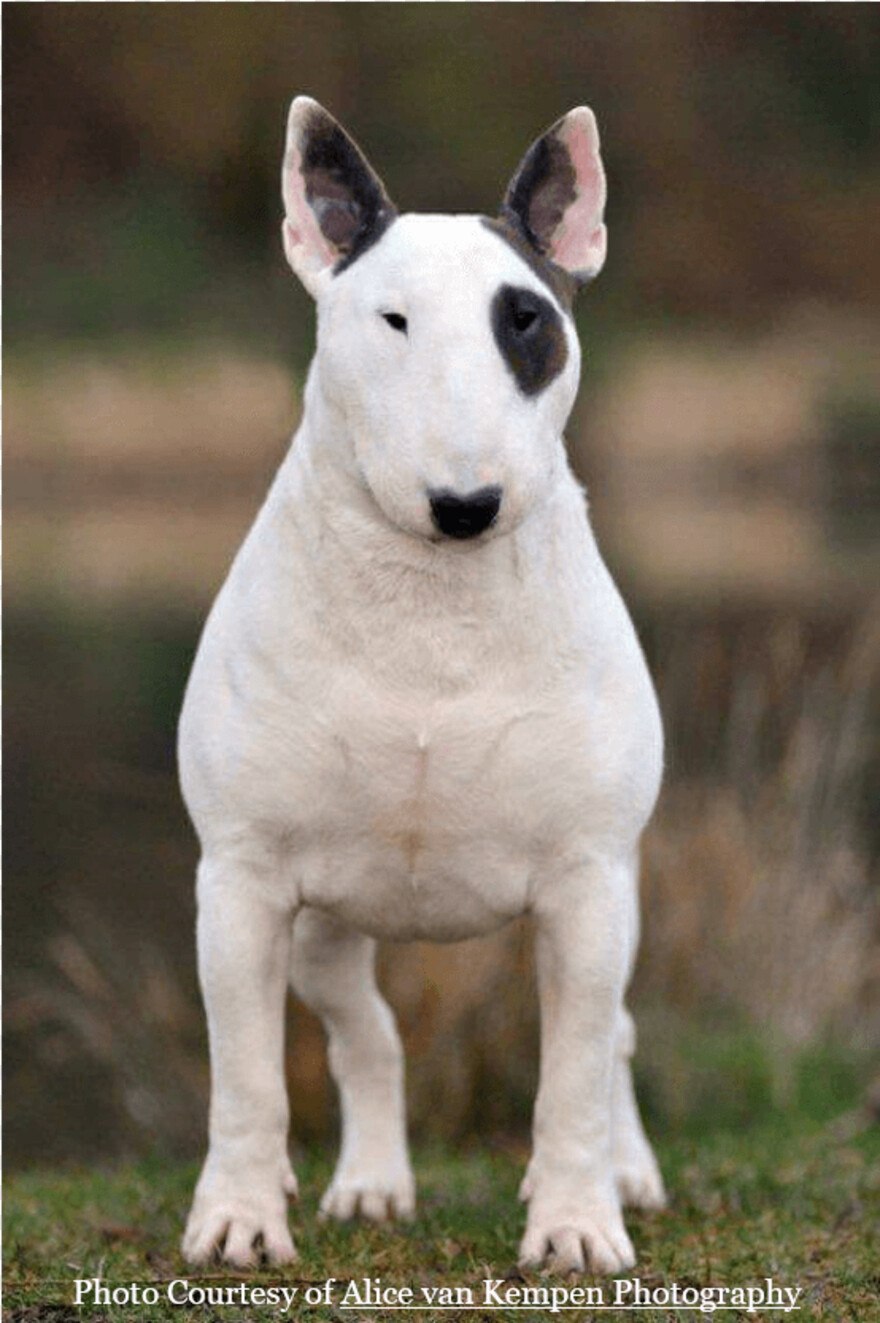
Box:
(511, 303), (539, 334)
(382, 312), (408, 333)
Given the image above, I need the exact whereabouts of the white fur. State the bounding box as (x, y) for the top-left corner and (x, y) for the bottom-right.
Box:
(180, 102), (665, 1274)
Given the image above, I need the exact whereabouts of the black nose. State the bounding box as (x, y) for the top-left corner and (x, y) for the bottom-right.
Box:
(428, 485), (502, 539)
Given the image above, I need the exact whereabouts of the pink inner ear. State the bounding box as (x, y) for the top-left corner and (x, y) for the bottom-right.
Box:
(553, 115), (606, 273)
(282, 141), (337, 271)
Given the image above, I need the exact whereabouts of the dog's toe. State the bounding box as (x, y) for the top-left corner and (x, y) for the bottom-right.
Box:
(182, 1212), (229, 1266)
(359, 1190), (390, 1222)
(260, 1220), (298, 1264)
(319, 1185), (359, 1221)
(223, 1220), (259, 1268)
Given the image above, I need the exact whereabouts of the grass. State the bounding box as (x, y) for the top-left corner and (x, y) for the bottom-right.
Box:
(5, 1110), (879, 1323)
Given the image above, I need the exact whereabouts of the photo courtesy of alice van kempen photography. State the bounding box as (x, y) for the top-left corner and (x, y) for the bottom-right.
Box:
(3, 4), (879, 1321)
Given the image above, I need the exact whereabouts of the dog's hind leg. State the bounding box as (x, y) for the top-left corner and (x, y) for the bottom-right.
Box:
(612, 1008), (666, 1209)
(609, 855), (665, 1209)
(290, 907), (415, 1222)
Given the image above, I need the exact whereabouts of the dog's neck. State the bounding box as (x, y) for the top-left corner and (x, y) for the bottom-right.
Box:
(276, 360), (591, 610)
(259, 367), (611, 702)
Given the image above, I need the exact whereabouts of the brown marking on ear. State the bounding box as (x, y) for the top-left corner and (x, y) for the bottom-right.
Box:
(299, 104), (397, 273)
(495, 108), (606, 287)
(481, 215), (579, 310)
(503, 122), (577, 256)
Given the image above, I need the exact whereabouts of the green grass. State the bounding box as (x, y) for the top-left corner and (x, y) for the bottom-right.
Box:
(4, 1116), (878, 1323)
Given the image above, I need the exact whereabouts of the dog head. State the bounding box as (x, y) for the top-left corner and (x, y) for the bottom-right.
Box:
(282, 97), (607, 543)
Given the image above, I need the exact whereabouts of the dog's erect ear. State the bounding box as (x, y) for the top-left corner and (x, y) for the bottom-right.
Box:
(281, 96), (397, 297)
(501, 107), (607, 284)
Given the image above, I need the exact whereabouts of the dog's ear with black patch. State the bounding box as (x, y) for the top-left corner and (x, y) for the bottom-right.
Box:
(282, 96), (397, 296)
(501, 107), (607, 285)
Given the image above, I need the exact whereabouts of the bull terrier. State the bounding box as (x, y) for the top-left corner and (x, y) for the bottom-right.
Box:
(179, 97), (666, 1274)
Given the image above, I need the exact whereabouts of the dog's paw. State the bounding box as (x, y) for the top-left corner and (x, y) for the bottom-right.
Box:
(319, 1163), (415, 1223)
(519, 1201), (635, 1275)
(518, 1168), (635, 1274)
(182, 1157), (297, 1266)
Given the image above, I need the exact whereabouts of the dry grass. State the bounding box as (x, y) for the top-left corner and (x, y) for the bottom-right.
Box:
(640, 610), (879, 1050)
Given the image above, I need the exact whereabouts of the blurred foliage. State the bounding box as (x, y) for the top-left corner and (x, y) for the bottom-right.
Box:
(5, 4), (880, 364)
(821, 394), (880, 549)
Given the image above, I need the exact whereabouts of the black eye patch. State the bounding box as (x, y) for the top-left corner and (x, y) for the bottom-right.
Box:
(491, 284), (568, 397)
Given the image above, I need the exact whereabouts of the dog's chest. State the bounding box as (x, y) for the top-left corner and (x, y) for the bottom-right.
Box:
(290, 667), (583, 939)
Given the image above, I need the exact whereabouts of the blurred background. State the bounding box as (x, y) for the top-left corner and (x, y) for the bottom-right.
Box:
(5, 3), (879, 1170)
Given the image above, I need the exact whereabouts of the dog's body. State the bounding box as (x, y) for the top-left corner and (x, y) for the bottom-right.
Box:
(180, 99), (665, 1274)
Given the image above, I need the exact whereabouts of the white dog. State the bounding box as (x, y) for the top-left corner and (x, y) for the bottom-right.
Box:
(179, 97), (665, 1275)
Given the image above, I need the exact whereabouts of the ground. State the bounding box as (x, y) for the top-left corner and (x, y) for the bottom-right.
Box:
(4, 1113), (878, 1323)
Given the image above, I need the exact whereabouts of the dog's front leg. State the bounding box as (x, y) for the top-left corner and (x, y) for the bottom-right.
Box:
(520, 858), (635, 1274)
(183, 856), (296, 1266)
